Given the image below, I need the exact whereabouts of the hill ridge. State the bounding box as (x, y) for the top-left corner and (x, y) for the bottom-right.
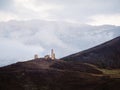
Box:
(62, 36), (120, 68)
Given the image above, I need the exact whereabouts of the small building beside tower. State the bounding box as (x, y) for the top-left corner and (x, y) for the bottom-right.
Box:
(34, 49), (56, 60)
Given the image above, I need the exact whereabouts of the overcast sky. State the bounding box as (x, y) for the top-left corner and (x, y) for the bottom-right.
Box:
(0, 0), (120, 25)
(0, 0), (120, 66)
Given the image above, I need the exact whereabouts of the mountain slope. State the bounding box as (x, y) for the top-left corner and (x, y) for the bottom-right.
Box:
(1, 46), (120, 90)
(0, 58), (102, 74)
(62, 36), (120, 68)
(0, 58), (105, 90)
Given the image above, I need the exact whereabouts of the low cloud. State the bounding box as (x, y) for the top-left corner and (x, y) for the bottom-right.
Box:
(0, 37), (44, 66)
(0, 20), (120, 66)
(88, 14), (120, 26)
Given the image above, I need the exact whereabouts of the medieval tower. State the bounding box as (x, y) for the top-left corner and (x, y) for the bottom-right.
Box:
(34, 54), (38, 59)
(51, 49), (55, 60)
(34, 49), (56, 60)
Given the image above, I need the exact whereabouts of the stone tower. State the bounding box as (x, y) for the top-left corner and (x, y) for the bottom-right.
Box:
(34, 54), (38, 59)
(51, 49), (55, 60)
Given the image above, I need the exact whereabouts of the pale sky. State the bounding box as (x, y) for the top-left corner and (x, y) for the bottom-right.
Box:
(0, 0), (120, 66)
(0, 0), (120, 25)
